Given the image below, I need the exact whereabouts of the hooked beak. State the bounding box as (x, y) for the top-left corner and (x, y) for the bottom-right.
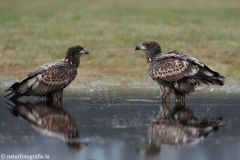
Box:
(80, 49), (89, 55)
(135, 44), (146, 51)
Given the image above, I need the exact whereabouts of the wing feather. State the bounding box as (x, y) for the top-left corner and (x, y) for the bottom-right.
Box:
(149, 57), (199, 82)
(17, 61), (77, 96)
(28, 59), (65, 77)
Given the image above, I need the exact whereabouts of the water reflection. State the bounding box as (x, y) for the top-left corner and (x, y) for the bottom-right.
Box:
(144, 101), (223, 156)
(4, 99), (83, 149)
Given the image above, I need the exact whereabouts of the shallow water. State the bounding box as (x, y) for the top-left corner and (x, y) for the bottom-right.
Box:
(0, 86), (240, 160)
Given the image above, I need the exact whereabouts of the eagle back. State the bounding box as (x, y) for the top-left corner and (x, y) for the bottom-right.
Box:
(148, 52), (199, 82)
(22, 60), (77, 95)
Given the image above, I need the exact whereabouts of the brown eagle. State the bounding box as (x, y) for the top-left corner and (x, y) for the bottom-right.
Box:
(135, 41), (226, 101)
(143, 101), (223, 155)
(7, 100), (83, 149)
(5, 45), (89, 100)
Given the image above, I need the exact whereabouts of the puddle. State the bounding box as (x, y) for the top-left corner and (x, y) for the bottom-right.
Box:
(0, 86), (240, 160)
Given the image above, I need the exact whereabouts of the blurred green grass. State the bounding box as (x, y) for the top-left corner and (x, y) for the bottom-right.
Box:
(0, 0), (239, 84)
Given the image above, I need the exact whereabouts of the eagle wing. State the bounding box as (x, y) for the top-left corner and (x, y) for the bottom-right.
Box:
(149, 52), (199, 82)
(13, 102), (79, 139)
(28, 60), (64, 77)
(17, 60), (77, 95)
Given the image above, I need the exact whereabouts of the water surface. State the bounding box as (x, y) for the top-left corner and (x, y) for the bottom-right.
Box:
(0, 86), (239, 160)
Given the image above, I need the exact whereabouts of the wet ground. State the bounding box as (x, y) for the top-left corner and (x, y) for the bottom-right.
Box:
(0, 85), (240, 160)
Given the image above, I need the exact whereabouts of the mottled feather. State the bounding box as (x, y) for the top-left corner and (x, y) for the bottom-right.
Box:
(149, 57), (199, 82)
(5, 45), (89, 100)
(135, 41), (225, 101)
(21, 60), (77, 95)
(7, 100), (84, 149)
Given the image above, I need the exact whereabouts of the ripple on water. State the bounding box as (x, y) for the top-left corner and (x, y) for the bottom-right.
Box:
(125, 99), (159, 102)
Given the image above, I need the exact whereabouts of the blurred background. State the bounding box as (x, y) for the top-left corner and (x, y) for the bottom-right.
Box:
(0, 0), (239, 85)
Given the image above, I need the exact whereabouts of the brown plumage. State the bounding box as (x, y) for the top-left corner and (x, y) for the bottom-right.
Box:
(135, 41), (226, 101)
(5, 45), (89, 100)
(143, 101), (223, 155)
(7, 100), (83, 149)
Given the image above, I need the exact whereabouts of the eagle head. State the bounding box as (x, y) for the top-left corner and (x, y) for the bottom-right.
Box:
(65, 45), (89, 67)
(66, 45), (89, 57)
(135, 41), (161, 54)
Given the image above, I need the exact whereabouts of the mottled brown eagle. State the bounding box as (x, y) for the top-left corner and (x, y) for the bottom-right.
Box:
(5, 45), (89, 100)
(143, 101), (223, 155)
(135, 41), (226, 101)
(7, 100), (83, 149)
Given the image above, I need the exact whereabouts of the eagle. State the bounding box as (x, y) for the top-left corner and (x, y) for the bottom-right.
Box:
(5, 45), (89, 100)
(143, 101), (223, 155)
(135, 41), (226, 102)
(7, 100), (83, 149)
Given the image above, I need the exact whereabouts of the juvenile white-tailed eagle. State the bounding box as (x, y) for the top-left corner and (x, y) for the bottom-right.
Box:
(6, 100), (83, 149)
(135, 41), (225, 101)
(5, 45), (89, 100)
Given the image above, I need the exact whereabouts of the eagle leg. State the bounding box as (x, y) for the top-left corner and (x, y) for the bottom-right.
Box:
(45, 98), (63, 108)
(174, 89), (186, 102)
(160, 86), (171, 102)
(159, 101), (173, 119)
(45, 90), (63, 101)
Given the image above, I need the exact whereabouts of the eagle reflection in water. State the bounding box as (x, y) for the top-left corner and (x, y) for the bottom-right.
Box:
(143, 101), (223, 156)
(5, 99), (84, 149)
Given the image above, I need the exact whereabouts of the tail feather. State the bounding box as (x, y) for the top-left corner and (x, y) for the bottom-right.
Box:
(6, 87), (14, 91)
(4, 91), (18, 100)
(5, 77), (31, 100)
(5, 82), (22, 100)
(203, 75), (225, 86)
(6, 81), (21, 91)
(197, 66), (226, 86)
